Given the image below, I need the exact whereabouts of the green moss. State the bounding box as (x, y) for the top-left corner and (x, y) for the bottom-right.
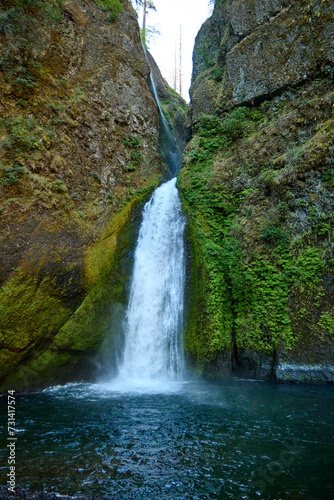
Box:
(260, 225), (287, 244)
(0, 178), (159, 391)
(186, 107), (264, 162)
(197, 39), (216, 70)
(0, 0), (63, 92)
(318, 313), (334, 337)
(0, 115), (55, 156)
(293, 247), (325, 294)
(180, 194), (233, 360)
(0, 350), (72, 393)
(0, 273), (72, 384)
(178, 170), (236, 360)
(85, 180), (159, 285)
(179, 78), (333, 369)
(123, 134), (143, 171)
(52, 179), (67, 192)
(210, 66), (224, 83)
(179, 176), (294, 357)
(0, 162), (26, 187)
(231, 255), (292, 353)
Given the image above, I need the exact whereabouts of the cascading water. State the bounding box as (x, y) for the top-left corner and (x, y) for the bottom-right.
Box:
(115, 177), (186, 387)
(149, 72), (171, 135)
(147, 57), (183, 176)
(101, 52), (186, 390)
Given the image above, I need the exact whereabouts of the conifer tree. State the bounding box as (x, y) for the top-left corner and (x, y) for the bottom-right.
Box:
(132, 0), (156, 45)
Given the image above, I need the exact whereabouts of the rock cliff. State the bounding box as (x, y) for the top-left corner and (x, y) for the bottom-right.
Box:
(0, 0), (180, 391)
(190, 0), (334, 121)
(179, 0), (334, 383)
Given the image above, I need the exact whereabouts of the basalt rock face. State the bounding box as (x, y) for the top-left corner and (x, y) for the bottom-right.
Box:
(190, 0), (334, 122)
(191, 0), (291, 85)
(179, 0), (334, 383)
(0, 0), (166, 391)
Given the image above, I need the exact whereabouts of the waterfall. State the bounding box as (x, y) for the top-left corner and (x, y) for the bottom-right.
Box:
(149, 72), (171, 135)
(115, 177), (186, 387)
(147, 57), (182, 177)
(99, 53), (186, 391)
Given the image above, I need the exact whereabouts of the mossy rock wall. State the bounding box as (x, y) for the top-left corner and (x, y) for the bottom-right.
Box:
(0, 0), (166, 286)
(183, 0), (334, 383)
(0, 0), (170, 391)
(0, 182), (158, 391)
(180, 77), (334, 383)
(190, 0), (334, 122)
(223, 0), (334, 106)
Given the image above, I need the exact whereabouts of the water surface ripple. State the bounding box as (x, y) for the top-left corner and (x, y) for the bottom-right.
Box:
(0, 380), (333, 499)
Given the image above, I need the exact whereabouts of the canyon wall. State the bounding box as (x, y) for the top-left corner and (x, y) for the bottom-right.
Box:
(0, 0), (181, 391)
(179, 0), (334, 383)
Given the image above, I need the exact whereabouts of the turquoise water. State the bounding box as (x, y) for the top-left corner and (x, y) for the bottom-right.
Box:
(1, 380), (333, 499)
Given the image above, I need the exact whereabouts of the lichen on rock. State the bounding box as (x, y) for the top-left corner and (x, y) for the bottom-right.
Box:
(190, 0), (334, 122)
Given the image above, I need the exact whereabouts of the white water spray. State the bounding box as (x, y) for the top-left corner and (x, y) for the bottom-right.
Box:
(115, 178), (186, 387)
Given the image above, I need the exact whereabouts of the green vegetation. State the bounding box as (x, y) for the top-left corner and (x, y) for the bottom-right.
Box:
(260, 226), (287, 244)
(187, 107), (264, 162)
(197, 40), (216, 70)
(179, 81), (334, 366)
(0, 0), (63, 92)
(0, 116), (54, 153)
(0, 163), (26, 187)
(0, 114), (54, 190)
(0, 81), (88, 189)
(94, 0), (124, 20)
(0, 115), (55, 189)
(0, 179), (158, 391)
(211, 66), (224, 82)
(52, 179), (67, 192)
(123, 135), (143, 171)
(160, 90), (187, 138)
(0, 0), (165, 391)
(123, 134), (141, 149)
(322, 169), (334, 187)
(318, 313), (334, 337)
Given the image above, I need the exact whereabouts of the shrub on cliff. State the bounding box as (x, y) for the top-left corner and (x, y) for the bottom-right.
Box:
(95, 0), (124, 19)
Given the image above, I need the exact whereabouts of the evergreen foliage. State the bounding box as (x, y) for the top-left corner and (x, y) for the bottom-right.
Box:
(123, 135), (143, 171)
